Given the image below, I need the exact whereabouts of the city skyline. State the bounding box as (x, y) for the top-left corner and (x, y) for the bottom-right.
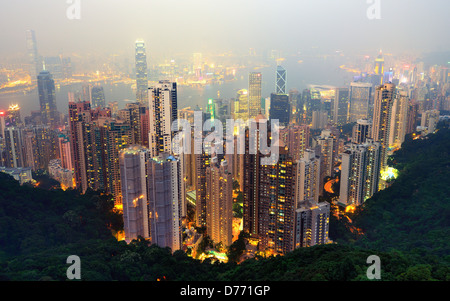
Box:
(0, 0), (449, 285)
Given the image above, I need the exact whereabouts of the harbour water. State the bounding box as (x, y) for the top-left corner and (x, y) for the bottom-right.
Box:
(0, 55), (354, 117)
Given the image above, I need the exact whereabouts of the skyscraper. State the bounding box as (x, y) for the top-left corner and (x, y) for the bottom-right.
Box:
(233, 89), (249, 122)
(22, 125), (56, 171)
(339, 139), (381, 206)
(69, 101), (91, 191)
(0, 111), (6, 138)
(195, 150), (211, 229)
(147, 153), (183, 251)
(26, 30), (41, 82)
(257, 145), (297, 255)
(316, 129), (337, 191)
(269, 93), (290, 126)
(148, 81), (178, 157)
(276, 65), (287, 95)
(348, 82), (373, 122)
(389, 90), (410, 147)
(333, 87), (349, 126)
(6, 104), (22, 127)
(279, 124), (310, 162)
(91, 85), (106, 108)
(4, 127), (25, 168)
(135, 40), (148, 105)
(37, 71), (58, 129)
(120, 146), (152, 242)
(295, 149), (321, 204)
(120, 147), (183, 251)
(248, 72), (262, 120)
(372, 83), (395, 173)
(206, 157), (233, 247)
(374, 52), (384, 76)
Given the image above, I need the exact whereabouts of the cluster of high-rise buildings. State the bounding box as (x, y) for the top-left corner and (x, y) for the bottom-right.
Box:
(1, 35), (448, 260)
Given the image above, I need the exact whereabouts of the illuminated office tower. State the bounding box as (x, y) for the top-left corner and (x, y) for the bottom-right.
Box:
(374, 51), (384, 76)
(276, 65), (287, 95)
(420, 109), (440, 136)
(91, 85), (106, 108)
(0, 111), (6, 138)
(372, 83), (395, 172)
(206, 98), (216, 121)
(120, 146), (152, 243)
(37, 71), (58, 129)
(5, 104), (22, 127)
(233, 89), (249, 122)
(348, 82), (373, 122)
(339, 140), (381, 206)
(279, 124), (310, 162)
(206, 157), (233, 247)
(4, 127), (25, 168)
(295, 149), (321, 204)
(294, 199), (330, 248)
(269, 93), (290, 127)
(248, 72), (262, 120)
(333, 87), (349, 126)
(352, 119), (372, 144)
(26, 29), (41, 82)
(148, 81), (178, 157)
(389, 90), (410, 147)
(147, 153), (182, 251)
(135, 40), (148, 105)
(257, 145), (297, 255)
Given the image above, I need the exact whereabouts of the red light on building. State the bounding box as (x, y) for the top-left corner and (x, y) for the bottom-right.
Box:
(0, 111), (5, 116)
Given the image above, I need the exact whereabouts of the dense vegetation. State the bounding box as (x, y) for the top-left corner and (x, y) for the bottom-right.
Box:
(0, 125), (449, 281)
(350, 125), (450, 263)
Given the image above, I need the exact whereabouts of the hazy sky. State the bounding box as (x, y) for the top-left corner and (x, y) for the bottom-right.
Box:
(0, 0), (449, 59)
